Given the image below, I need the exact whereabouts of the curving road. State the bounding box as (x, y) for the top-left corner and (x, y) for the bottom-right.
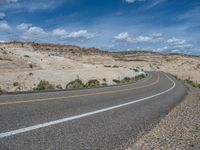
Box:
(0, 72), (187, 149)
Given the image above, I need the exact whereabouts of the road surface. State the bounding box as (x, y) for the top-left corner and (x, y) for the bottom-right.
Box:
(0, 72), (187, 149)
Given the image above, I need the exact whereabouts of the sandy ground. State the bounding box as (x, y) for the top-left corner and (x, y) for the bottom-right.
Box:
(0, 42), (199, 92)
(0, 43), (139, 92)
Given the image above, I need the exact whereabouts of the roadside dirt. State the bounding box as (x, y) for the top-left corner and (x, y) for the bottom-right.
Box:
(128, 85), (200, 150)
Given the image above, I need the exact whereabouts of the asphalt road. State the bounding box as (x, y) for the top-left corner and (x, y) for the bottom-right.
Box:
(0, 72), (187, 150)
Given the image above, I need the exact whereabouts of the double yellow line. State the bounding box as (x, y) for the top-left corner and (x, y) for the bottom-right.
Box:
(0, 73), (160, 106)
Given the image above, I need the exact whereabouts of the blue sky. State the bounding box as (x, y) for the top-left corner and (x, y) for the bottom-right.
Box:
(0, 0), (200, 55)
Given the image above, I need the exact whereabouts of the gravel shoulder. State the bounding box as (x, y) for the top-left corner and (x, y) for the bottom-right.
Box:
(128, 85), (200, 150)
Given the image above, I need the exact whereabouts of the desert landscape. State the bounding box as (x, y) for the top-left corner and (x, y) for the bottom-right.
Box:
(0, 42), (199, 92)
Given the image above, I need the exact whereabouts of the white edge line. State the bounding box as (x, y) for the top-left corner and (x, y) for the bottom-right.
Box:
(0, 74), (176, 138)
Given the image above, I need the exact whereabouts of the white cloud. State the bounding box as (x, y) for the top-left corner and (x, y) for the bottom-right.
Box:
(21, 26), (48, 40)
(62, 30), (95, 41)
(114, 32), (129, 40)
(167, 37), (186, 45)
(152, 32), (163, 37)
(52, 28), (67, 37)
(135, 36), (153, 42)
(124, 0), (145, 4)
(0, 21), (11, 32)
(148, 0), (167, 8)
(16, 23), (48, 40)
(0, 12), (6, 19)
(114, 32), (162, 43)
(16, 23), (32, 31)
(173, 44), (192, 49)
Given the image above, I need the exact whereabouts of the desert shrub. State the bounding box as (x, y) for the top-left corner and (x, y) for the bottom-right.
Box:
(113, 79), (120, 84)
(85, 79), (100, 88)
(34, 80), (55, 90)
(56, 84), (63, 89)
(66, 79), (85, 89)
(13, 82), (19, 87)
(103, 78), (106, 82)
(134, 74), (145, 81)
(133, 68), (139, 72)
(121, 77), (131, 84)
(104, 65), (111, 68)
(0, 87), (2, 94)
(185, 79), (200, 88)
(24, 55), (30, 58)
(101, 83), (108, 86)
(29, 64), (33, 68)
(112, 65), (119, 68)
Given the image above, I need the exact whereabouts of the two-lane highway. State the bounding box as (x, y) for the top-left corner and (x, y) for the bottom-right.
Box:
(0, 72), (187, 149)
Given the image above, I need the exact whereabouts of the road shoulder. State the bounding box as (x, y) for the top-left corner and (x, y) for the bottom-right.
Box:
(128, 85), (200, 150)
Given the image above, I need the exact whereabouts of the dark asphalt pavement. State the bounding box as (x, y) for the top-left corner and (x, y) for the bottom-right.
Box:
(0, 72), (187, 150)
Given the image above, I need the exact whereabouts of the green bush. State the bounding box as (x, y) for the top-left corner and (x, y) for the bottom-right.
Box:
(0, 87), (2, 94)
(121, 77), (131, 84)
(134, 74), (145, 81)
(85, 79), (100, 88)
(112, 65), (119, 68)
(56, 84), (63, 89)
(34, 80), (55, 90)
(104, 65), (111, 68)
(66, 79), (85, 89)
(29, 64), (33, 68)
(185, 79), (200, 88)
(24, 55), (30, 58)
(113, 79), (120, 84)
(103, 78), (106, 82)
(13, 82), (19, 87)
(101, 83), (108, 86)
(133, 68), (139, 72)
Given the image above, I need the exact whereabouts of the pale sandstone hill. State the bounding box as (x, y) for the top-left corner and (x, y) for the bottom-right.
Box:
(0, 42), (199, 92)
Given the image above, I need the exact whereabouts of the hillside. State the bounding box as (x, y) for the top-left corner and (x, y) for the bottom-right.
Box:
(0, 42), (199, 92)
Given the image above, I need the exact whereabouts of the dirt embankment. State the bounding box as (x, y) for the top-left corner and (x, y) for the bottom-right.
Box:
(128, 85), (200, 150)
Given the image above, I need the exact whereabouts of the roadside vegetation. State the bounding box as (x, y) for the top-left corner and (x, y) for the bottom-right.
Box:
(0, 86), (2, 94)
(171, 74), (200, 89)
(34, 80), (55, 90)
(104, 65), (119, 68)
(13, 82), (19, 87)
(185, 79), (200, 88)
(113, 74), (146, 85)
(85, 79), (100, 88)
(66, 79), (85, 89)
(32, 73), (146, 91)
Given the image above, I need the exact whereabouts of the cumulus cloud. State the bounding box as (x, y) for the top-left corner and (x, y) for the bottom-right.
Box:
(0, 12), (6, 19)
(16, 23), (48, 40)
(52, 28), (67, 37)
(21, 26), (48, 40)
(63, 30), (95, 40)
(114, 32), (162, 43)
(124, 0), (145, 4)
(52, 29), (96, 41)
(16, 23), (32, 31)
(0, 21), (11, 32)
(114, 32), (129, 41)
(167, 37), (186, 45)
(160, 37), (193, 53)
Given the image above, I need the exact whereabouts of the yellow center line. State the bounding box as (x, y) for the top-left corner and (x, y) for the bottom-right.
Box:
(0, 73), (160, 106)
